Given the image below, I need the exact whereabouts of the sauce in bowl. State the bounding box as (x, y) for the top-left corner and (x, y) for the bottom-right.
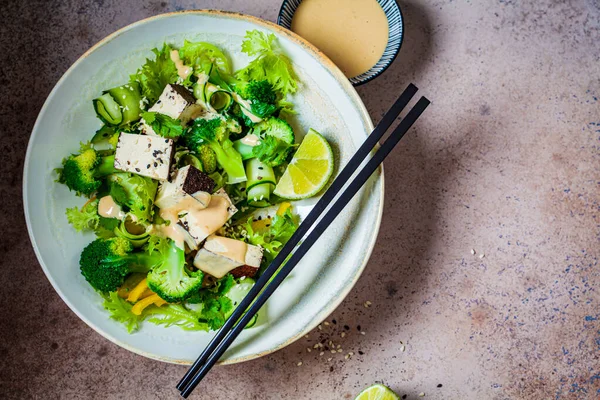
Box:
(291, 0), (389, 78)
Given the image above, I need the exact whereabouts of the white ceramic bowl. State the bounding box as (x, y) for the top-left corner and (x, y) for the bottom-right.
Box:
(23, 10), (383, 364)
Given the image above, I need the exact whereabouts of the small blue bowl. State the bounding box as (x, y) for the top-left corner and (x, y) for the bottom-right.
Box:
(277, 0), (404, 86)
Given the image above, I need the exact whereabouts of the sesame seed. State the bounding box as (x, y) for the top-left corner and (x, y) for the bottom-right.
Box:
(313, 344), (319, 349)
(330, 350), (336, 354)
(337, 345), (341, 349)
(479, 253), (485, 259)
(324, 322), (330, 326)
(337, 349), (343, 353)
(348, 352), (354, 356)
(319, 352), (324, 356)
(366, 301), (372, 306)
(471, 249), (476, 255)
(341, 332), (346, 338)
(297, 362), (302, 366)
(360, 331), (366, 335)
(306, 348), (311, 353)
(318, 325), (322, 330)
(418, 393), (425, 397)
(400, 345), (405, 352)
(327, 358), (332, 362)
(345, 354), (350, 360)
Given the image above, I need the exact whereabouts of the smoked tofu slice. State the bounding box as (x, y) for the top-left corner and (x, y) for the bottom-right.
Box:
(178, 189), (237, 247)
(141, 84), (202, 136)
(193, 235), (263, 279)
(155, 165), (215, 209)
(114, 133), (173, 180)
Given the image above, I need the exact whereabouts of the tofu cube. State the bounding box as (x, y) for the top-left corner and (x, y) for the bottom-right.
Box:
(155, 165), (215, 209)
(178, 189), (237, 246)
(193, 235), (263, 278)
(141, 84), (202, 136)
(114, 133), (173, 180)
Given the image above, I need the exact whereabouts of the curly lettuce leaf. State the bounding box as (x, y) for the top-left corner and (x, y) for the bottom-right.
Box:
(144, 304), (209, 331)
(109, 173), (158, 226)
(245, 208), (298, 261)
(235, 30), (298, 96)
(101, 291), (142, 333)
(66, 199), (100, 231)
(179, 40), (231, 74)
(66, 199), (119, 238)
(141, 111), (183, 138)
(130, 44), (179, 104)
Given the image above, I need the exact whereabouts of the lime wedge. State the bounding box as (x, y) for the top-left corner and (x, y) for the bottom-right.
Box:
(273, 129), (334, 200)
(354, 384), (400, 400)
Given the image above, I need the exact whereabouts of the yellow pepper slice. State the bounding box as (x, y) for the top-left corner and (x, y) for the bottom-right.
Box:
(277, 202), (292, 216)
(127, 278), (149, 303)
(117, 273), (146, 299)
(131, 294), (167, 316)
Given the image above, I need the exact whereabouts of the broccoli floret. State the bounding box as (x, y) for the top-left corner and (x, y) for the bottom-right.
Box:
(183, 117), (247, 184)
(197, 145), (217, 174)
(108, 173), (158, 226)
(59, 146), (115, 196)
(251, 117), (295, 144)
(146, 240), (203, 303)
(234, 80), (278, 119)
(80, 237), (159, 292)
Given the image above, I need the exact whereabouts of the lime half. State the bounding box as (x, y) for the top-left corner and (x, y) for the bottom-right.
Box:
(354, 384), (400, 400)
(273, 129), (334, 200)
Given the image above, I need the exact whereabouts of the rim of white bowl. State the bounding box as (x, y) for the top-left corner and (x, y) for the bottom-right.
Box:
(22, 9), (385, 365)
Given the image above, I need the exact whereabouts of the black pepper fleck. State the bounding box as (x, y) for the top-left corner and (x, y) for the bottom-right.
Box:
(148, 143), (151, 148)
(258, 166), (263, 170)
(154, 162), (158, 167)
(135, 168), (140, 172)
(258, 216), (262, 220)
(357, 325), (361, 331)
(358, 350), (364, 355)
(332, 319), (337, 324)
(329, 366), (333, 372)
(344, 325), (350, 330)
(257, 176), (263, 180)
(146, 164), (150, 169)
(437, 384), (443, 388)
(402, 396), (407, 399)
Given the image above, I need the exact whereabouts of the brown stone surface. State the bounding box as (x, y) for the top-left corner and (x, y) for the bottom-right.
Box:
(1, 0), (599, 399)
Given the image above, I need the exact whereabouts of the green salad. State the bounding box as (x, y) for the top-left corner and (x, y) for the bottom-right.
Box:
(57, 30), (334, 333)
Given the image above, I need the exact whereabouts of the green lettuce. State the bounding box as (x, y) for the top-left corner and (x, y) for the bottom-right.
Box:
(66, 199), (119, 238)
(179, 40), (231, 74)
(245, 208), (298, 262)
(130, 44), (179, 104)
(235, 30), (298, 96)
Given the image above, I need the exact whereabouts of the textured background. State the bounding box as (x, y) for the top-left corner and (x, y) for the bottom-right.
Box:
(1, 0), (599, 399)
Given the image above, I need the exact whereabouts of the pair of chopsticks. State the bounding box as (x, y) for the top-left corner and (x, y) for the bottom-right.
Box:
(177, 84), (430, 398)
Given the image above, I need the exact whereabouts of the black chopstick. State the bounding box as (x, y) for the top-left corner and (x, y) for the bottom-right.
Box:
(178, 89), (430, 398)
(177, 84), (418, 393)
